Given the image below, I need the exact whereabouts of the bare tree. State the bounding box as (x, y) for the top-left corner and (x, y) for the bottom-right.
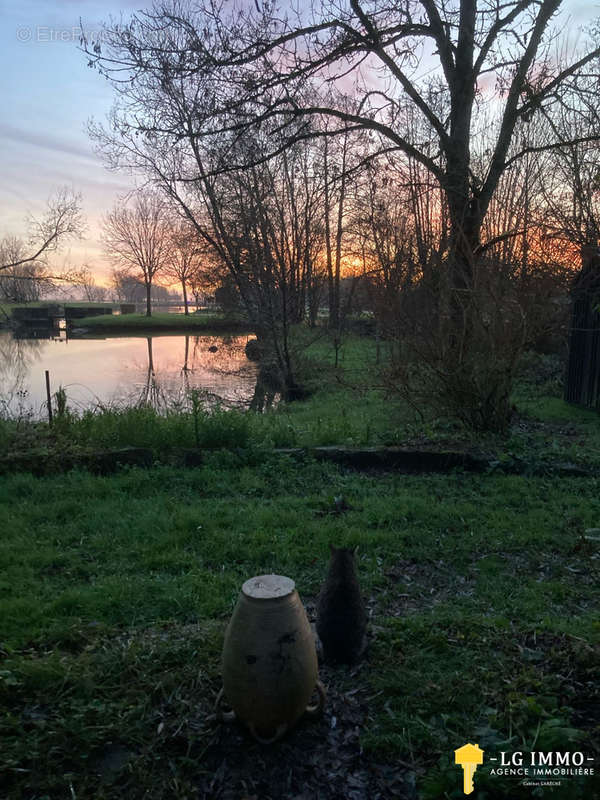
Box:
(187, 246), (223, 308)
(0, 236), (53, 302)
(71, 265), (109, 303)
(0, 187), (83, 272)
(83, 0), (600, 427)
(84, 0), (600, 281)
(541, 94), (600, 249)
(322, 129), (349, 336)
(110, 268), (135, 303)
(102, 192), (171, 316)
(193, 142), (321, 396)
(164, 222), (203, 314)
(188, 272), (207, 310)
(0, 188), (84, 301)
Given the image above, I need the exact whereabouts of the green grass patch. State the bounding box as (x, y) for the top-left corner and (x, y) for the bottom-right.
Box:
(76, 311), (251, 332)
(1, 460), (599, 797)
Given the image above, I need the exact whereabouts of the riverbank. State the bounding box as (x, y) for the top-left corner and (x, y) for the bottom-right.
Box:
(1, 341), (599, 471)
(75, 311), (252, 333)
(0, 304), (250, 334)
(0, 301), (115, 325)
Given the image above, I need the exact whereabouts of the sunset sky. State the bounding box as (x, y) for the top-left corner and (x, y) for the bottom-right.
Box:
(1, 0), (598, 284)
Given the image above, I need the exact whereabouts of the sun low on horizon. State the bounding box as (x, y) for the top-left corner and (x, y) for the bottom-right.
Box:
(0, 0), (597, 287)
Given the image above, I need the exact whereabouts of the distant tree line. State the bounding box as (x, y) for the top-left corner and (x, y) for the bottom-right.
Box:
(111, 269), (182, 307)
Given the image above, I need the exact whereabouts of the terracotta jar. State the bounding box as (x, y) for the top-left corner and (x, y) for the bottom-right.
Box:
(216, 574), (325, 742)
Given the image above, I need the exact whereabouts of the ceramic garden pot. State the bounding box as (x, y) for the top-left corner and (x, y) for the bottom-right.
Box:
(216, 574), (325, 743)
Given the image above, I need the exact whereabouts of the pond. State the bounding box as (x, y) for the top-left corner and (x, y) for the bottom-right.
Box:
(0, 330), (271, 419)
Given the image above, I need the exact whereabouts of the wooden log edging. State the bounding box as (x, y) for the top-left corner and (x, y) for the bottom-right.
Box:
(0, 445), (592, 478)
(273, 447), (592, 477)
(298, 446), (488, 472)
(0, 447), (153, 477)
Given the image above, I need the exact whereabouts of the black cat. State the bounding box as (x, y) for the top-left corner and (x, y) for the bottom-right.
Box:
(316, 546), (367, 664)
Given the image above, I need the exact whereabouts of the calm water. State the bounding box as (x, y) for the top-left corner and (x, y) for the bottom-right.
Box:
(0, 331), (261, 418)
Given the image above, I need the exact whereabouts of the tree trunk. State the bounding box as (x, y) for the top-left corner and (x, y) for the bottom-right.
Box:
(323, 140), (337, 330)
(182, 280), (189, 314)
(182, 334), (190, 371)
(145, 280), (152, 317)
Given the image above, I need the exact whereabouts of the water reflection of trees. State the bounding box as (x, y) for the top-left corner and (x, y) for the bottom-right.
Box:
(249, 365), (281, 412)
(0, 331), (278, 417)
(0, 333), (43, 416)
(182, 335), (191, 373)
(122, 334), (273, 412)
(136, 337), (161, 407)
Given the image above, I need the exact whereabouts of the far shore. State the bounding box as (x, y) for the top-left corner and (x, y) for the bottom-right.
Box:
(1, 302), (253, 334)
(73, 311), (253, 334)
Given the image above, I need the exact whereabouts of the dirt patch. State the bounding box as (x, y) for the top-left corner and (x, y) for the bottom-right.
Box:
(378, 559), (477, 617)
(87, 624), (417, 799)
(193, 667), (416, 800)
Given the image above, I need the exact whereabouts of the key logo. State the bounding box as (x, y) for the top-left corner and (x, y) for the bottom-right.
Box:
(455, 743), (484, 795)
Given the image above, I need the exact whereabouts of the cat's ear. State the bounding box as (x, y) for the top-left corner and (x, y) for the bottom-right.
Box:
(353, 545), (359, 556)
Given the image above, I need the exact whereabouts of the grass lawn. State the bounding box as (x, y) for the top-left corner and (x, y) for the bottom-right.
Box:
(0, 304), (247, 334)
(1, 453), (599, 798)
(1, 338), (600, 797)
(75, 311), (250, 333)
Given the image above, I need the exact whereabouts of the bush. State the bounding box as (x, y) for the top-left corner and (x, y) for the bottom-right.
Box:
(377, 255), (568, 434)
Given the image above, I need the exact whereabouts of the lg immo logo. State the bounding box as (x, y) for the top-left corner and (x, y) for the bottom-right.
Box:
(454, 743), (596, 794)
(455, 743), (484, 795)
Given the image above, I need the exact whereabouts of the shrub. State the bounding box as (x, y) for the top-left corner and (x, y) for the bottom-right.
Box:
(376, 254), (568, 434)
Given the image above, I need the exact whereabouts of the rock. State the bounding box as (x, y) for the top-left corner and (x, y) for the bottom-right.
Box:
(245, 338), (262, 361)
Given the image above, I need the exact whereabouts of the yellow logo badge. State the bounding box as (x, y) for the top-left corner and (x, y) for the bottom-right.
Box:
(455, 743), (484, 795)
